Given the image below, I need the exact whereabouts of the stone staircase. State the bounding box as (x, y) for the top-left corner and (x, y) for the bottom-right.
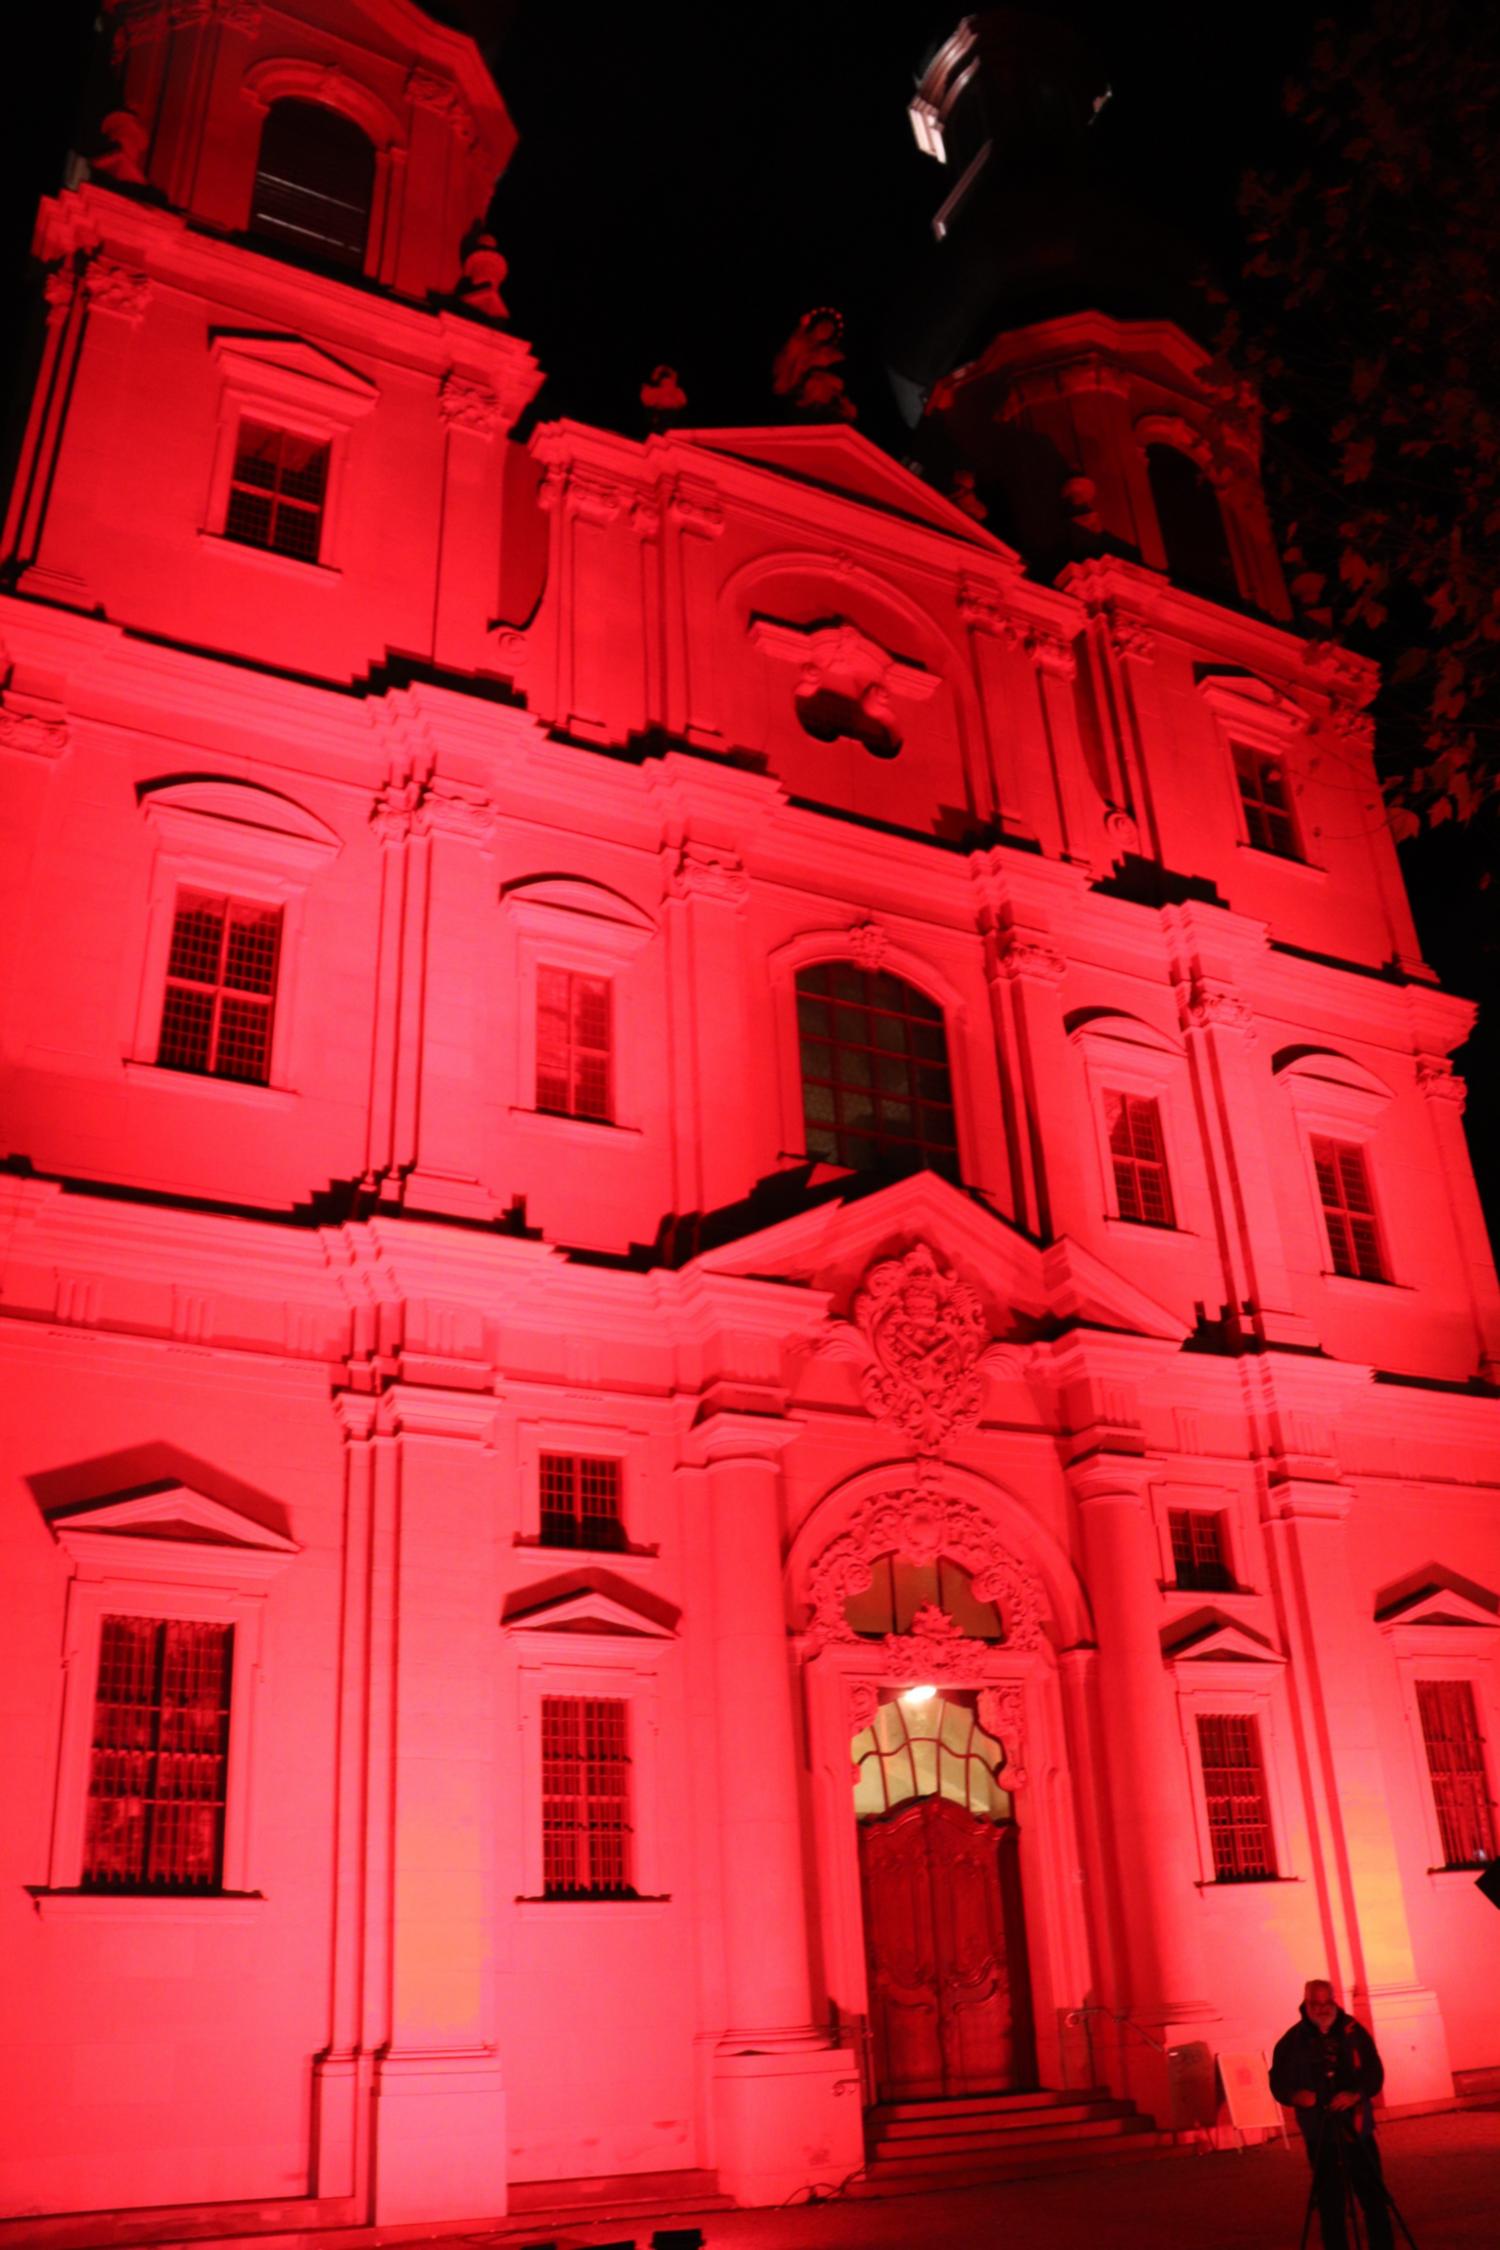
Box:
(850, 2086), (1171, 2195)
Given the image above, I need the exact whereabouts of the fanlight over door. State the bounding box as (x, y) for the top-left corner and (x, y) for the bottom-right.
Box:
(854, 1692), (1031, 2101)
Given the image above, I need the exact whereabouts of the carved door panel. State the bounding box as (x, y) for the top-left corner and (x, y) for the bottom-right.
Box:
(860, 1795), (1026, 2102)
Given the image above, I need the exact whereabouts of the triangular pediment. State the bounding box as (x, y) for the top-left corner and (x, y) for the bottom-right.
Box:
(678, 424), (1019, 556)
(209, 331), (378, 408)
(47, 1484), (298, 1554)
(1163, 1613), (1282, 1665)
(502, 1586), (678, 1640)
(1376, 1579), (1499, 1633)
(692, 1170), (1189, 1346)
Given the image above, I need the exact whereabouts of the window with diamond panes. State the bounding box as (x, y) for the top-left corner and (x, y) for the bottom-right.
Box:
(539, 1453), (625, 1552)
(81, 1616), (233, 1893)
(536, 966), (612, 1121)
(1416, 1680), (1496, 1868)
(1197, 1712), (1276, 1881)
(157, 891), (282, 1083)
(796, 963), (958, 1179)
(1106, 1090), (1174, 1226)
(541, 1696), (632, 1897)
(1170, 1510), (1235, 1593)
(1233, 742), (1299, 858)
(1310, 1136), (1387, 1282)
(224, 421), (330, 563)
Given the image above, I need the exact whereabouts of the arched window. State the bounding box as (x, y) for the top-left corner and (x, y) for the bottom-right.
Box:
(842, 1553), (1005, 1643)
(852, 1693), (1012, 1822)
(1146, 443), (1238, 602)
(795, 963), (958, 1178)
(250, 100), (375, 270)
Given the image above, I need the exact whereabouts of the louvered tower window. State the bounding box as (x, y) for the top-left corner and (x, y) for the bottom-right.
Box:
(250, 99), (374, 270)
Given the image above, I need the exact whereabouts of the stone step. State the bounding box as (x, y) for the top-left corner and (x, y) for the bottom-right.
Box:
(501, 2167), (732, 2231)
(871, 2086), (1104, 2124)
(847, 2130), (1176, 2198)
(869, 2114), (1149, 2167)
(874, 2097), (1134, 2142)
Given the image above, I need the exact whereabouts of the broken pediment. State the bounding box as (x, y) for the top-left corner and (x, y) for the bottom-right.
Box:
(679, 424), (1017, 555)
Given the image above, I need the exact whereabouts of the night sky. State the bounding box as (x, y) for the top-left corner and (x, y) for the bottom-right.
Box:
(5, 2), (1497, 1239)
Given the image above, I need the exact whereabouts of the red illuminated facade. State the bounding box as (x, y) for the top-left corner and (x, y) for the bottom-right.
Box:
(2, 1), (1499, 2237)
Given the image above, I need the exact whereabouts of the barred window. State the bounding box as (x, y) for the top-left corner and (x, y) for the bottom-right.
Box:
(225, 421), (330, 563)
(539, 1453), (625, 1552)
(1197, 1713), (1276, 1881)
(1106, 1091), (1175, 1226)
(541, 1696), (632, 1897)
(1233, 742), (1299, 859)
(250, 99), (374, 271)
(1311, 1137), (1387, 1282)
(82, 1617), (233, 1893)
(1416, 1680), (1496, 1868)
(1169, 1510), (1234, 1594)
(796, 963), (958, 1180)
(536, 966), (612, 1121)
(157, 891), (282, 1084)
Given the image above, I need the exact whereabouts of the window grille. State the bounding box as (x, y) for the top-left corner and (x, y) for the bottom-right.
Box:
(1169, 1510), (1234, 1593)
(1416, 1680), (1496, 1867)
(1310, 1137), (1387, 1282)
(1197, 1713), (1276, 1880)
(795, 963), (958, 1179)
(1146, 443), (1238, 602)
(541, 1696), (632, 1897)
(1106, 1090), (1175, 1226)
(538, 1453), (625, 1551)
(225, 422), (330, 563)
(157, 891), (282, 1083)
(82, 1617), (233, 1892)
(1232, 742), (1299, 858)
(250, 99), (374, 270)
(536, 967), (612, 1121)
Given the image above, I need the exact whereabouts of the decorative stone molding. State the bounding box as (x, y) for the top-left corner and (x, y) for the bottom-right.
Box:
(83, 259), (153, 323)
(1108, 618), (1156, 665)
(956, 581), (1008, 635)
(666, 479), (725, 538)
(370, 766), (490, 843)
(805, 1480), (1045, 1653)
(406, 68), (478, 149)
(1176, 976), (1255, 1039)
(0, 697), (70, 759)
(437, 369), (499, 435)
(1416, 1056), (1467, 1110)
(853, 1241), (988, 1452)
(664, 839), (749, 906)
(992, 929), (1066, 987)
(848, 919), (889, 971)
(1026, 626), (1079, 681)
(978, 1684), (1028, 1788)
(539, 462), (626, 525)
(880, 1604), (994, 1681)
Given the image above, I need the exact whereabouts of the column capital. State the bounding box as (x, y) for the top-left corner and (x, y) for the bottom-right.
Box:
(690, 1390), (796, 1466)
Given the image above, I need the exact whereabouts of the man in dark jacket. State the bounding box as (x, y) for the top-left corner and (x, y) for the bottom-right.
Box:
(1269, 1980), (1394, 2249)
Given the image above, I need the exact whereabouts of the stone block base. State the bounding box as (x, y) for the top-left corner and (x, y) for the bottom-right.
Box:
(712, 2042), (862, 2207)
(371, 2048), (507, 2224)
(1360, 1984), (1453, 2109)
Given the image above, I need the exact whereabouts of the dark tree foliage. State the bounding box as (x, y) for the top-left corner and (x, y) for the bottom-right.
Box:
(1218, 1), (1500, 840)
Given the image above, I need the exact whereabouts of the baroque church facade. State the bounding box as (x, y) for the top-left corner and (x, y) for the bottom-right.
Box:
(2, 1), (1498, 2236)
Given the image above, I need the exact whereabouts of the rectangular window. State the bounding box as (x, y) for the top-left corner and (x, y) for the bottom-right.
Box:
(1106, 1091), (1175, 1227)
(224, 421), (329, 563)
(157, 891), (282, 1084)
(82, 1617), (233, 1893)
(539, 1453), (625, 1552)
(541, 1696), (632, 1897)
(536, 966), (612, 1121)
(1416, 1680), (1496, 1868)
(1170, 1510), (1234, 1593)
(1197, 1712), (1276, 1881)
(1233, 742), (1299, 858)
(1310, 1136), (1387, 1282)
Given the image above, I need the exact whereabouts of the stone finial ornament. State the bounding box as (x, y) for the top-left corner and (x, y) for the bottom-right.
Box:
(456, 233), (508, 320)
(93, 108), (149, 185)
(772, 307), (856, 422)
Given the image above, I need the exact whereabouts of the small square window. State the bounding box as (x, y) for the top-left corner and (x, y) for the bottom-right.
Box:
(157, 891), (282, 1084)
(1197, 1712), (1276, 1881)
(1416, 1680), (1496, 1868)
(1233, 742), (1299, 858)
(541, 1696), (633, 1898)
(1310, 1136), (1387, 1282)
(82, 1616), (234, 1894)
(1106, 1090), (1174, 1227)
(538, 1453), (625, 1553)
(536, 966), (613, 1122)
(1169, 1510), (1235, 1593)
(224, 422), (329, 563)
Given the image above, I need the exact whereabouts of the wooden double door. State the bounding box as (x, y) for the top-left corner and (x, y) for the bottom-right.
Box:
(858, 1793), (1031, 2101)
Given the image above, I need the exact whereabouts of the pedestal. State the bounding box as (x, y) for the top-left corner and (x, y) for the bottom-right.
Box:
(712, 2044), (863, 2207)
(371, 2049), (508, 2224)
(1360, 1984), (1454, 2109)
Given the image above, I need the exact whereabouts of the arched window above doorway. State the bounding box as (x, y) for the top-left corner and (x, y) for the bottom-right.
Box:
(853, 1692), (1012, 1821)
(251, 100), (375, 271)
(842, 1553), (1004, 1642)
(795, 963), (958, 1179)
(1145, 442), (1238, 603)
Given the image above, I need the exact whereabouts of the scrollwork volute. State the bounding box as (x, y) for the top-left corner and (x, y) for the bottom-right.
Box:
(805, 1484), (1044, 1656)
